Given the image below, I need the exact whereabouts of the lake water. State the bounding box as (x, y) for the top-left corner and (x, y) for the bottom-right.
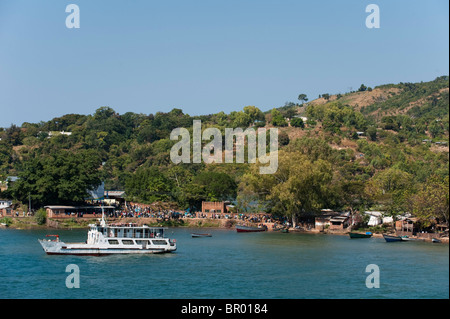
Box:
(0, 227), (448, 299)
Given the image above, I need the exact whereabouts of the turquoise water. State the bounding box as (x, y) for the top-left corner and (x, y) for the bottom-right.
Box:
(0, 228), (448, 299)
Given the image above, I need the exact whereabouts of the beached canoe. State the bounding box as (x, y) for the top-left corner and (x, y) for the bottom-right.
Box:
(383, 234), (403, 242)
(349, 232), (372, 239)
(191, 233), (212, 238)
(236, 225), (267, 233)
(432, 238), (442, 243)
(401, 236), (425, 242)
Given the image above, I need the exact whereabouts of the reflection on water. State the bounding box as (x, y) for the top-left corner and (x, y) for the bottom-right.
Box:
(0, 227), (448, 299)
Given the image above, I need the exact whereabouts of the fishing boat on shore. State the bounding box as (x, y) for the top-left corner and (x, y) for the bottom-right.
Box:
(349, 231), (372, 239)
(38, 212), (176, 256)
(383, 234), (403, 242)
(401, 235), (425, 242)
(191, 233), (212, 238)
(236, 225), (268, 233)
(432, 238), (442, 243)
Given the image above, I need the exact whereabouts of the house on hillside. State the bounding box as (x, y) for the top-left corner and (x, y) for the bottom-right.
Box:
(315, 209), (351, 230)
(0, 199), (13, 216)
(395, 217), (419, 236)
(329, 213), (351, 230)
(201, 201), (231, 217)
(363, 211), (394, 227)
(0, 199), (12, 209)
(48, 131), (72, 137)
(315, 209), (338, 230)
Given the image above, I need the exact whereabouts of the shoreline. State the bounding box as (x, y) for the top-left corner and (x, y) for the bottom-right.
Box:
(2, 216), (448, 244)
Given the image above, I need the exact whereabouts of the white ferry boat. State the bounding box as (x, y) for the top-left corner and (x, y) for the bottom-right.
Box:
(38, 214), (177, 256)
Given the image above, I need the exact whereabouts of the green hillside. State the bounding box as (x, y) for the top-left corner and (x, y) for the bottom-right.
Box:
(0, 76), (448, 227)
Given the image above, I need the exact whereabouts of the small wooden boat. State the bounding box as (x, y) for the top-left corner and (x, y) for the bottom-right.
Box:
(383, 234), (403, 242)
(432, 238), (442, 243)
(191, 233), (212, 238)
(280, 228), (289, 233)
(236, 225), (267, 233)
(401, 236), (424, 242)
(349, 232), (372, 239)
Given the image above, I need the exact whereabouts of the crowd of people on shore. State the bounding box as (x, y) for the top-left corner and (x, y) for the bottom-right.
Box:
(106, 203), (274, 224)
(2, 201), (277, 225)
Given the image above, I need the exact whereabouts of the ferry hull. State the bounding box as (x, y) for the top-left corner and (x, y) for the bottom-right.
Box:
(39, 239), (176, 256)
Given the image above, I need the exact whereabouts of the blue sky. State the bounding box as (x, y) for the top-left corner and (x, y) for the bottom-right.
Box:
(0, 0), (448, 127)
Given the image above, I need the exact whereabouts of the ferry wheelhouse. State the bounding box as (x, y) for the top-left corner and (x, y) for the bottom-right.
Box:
(39, 214), (176, 256)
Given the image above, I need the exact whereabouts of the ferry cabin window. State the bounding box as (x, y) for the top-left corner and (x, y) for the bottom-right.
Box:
(108, 240), (119, 245)
(152, 240), (167, 245)
(122, 240), (134, 245)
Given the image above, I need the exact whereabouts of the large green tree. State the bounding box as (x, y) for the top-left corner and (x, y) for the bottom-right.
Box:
(9, 149), (103, 207)
(179, 171), (238, 210)
(298, 94), (308, 105)
(411, 175), (449, 227)
(364, 167), (413, 217)
(245, 150), (333, 226)
(125, 167), (174, 203)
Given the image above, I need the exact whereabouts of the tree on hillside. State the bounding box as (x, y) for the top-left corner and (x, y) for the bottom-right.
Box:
(180, 171), (238, 210)
(358, 84), (368, 92)
(125, 167), (174, 203)
(3, 124), (23, 146)
(244, 150), (333, 227)
(288, 136), (334, 161)
(366, 126), (378, 141)
(298, 94), (308, 105)
(271, 109), (288, 127)
(231, 111), (252, 128)
(243, 106), (265, 124)
(364, 167), (414, 217)
(290, 117), (304, 128)
(411, 175), (449, 227)
(9, 149), (103, 207)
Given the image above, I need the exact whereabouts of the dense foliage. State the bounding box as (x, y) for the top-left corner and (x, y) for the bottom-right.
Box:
(0, 76), (448, 226)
